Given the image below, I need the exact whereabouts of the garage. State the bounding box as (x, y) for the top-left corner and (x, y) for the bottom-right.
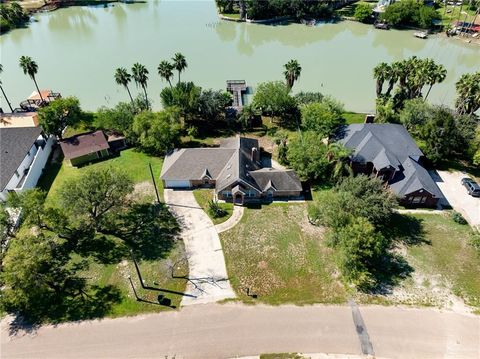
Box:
(164, 180), (191, 188)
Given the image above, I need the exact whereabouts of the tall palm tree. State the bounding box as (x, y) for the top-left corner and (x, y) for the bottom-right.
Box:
(283, 59), (302, 90)
(326, 142), (353, 181)
(172, 53), (187, 84)
(373, 62), (390, 98)
(19, 56), (44, 103)
(0, 64), (14, 112)
(114, 67), (134, 105)
(132, 63), (149, 104)
(424, 63), (447, 101)
(158, 60), (174, 87)
(455, 71), (480, 115)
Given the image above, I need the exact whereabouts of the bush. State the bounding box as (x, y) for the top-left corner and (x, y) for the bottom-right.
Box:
(452, 211), (468, 225)
(354, 4), (373, 23)
(208, 200), (227, 218)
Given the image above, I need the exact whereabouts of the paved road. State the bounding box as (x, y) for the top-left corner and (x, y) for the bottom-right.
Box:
(434, 170), (480, 228)
(2, 303), (479, 359)
(164, 190), (236, 305)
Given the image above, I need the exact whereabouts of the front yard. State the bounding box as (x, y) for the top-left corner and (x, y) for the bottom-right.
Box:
(35, 148), (189, 318)
(193, 189), (234, 225)
(220, 204), (480, 312)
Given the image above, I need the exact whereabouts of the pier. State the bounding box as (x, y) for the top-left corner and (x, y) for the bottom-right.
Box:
(226, 80), (247, 110)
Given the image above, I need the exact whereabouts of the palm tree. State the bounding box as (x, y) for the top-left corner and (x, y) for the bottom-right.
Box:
(326, 142), (353, 181)
(283, 59), (302, 90)
(424, 63), (447, 101)
(132, 63), (149, 104)
(158, 60), (174, 87)
(455, 71), (480, 115)
(172, 53), (187, 84)
(373, 62), (390, 98)
(114, 67), (134, 105)
(0, 65), (14, 112)
(19, 56), (44, 103)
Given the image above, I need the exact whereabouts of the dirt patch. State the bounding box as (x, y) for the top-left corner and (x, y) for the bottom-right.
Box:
(128, 181), (156, 202)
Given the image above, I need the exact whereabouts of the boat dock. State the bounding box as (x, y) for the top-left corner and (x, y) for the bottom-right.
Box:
(226, 80), (247, 109)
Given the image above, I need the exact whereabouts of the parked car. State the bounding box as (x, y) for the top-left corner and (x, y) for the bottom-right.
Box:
(461, 177), (480, 197)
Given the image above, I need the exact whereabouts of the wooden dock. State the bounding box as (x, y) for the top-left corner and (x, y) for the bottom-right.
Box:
(226, 80), (247, 109)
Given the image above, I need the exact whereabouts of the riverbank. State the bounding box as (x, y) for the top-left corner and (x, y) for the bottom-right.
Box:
(18, 0), (120, 13)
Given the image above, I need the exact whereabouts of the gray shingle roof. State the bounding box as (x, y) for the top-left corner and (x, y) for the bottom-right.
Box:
(249, 168), (303, 192)
(0, 126), (42, 191)
(338, 124), (443, 199)
(161, 135), (302, 194)
(389, 157), (443, 198)
(339, 124), (423, 166)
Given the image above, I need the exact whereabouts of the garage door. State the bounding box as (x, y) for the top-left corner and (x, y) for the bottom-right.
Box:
(165, 180), (191, 188)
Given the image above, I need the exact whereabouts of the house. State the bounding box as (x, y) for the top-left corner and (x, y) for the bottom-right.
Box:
(160, 136), (303, 205)
(19, 90), (62, 112)
(0, 112), (39, 128)
(59, 130), (127, 167)
(0, 124), (55, 202)
(337, 123), (444, 207)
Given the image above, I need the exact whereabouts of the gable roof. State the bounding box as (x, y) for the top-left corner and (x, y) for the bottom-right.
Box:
(249, 168), (303, 192)
(0, 126), (42, 191)
(160, 148), (236, 181)
(339, 124), (423, 167)
(60, 131), (110, 160)
(389, 157), (443, 198)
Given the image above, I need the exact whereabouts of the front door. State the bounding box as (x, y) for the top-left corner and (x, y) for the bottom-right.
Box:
(234, 193), (243, 205)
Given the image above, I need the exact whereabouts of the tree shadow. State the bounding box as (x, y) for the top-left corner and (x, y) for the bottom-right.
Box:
(114, 203), (180, 260)
(383, 214), (430, 246)
(6, 285), (122, 336)
(77, 233), (128, 264)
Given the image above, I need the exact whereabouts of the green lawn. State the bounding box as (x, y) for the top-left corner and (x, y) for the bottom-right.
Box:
(80, 241), (188, 317)
(343, 111), (366, 124)
(437, 4), (478, 26)
(193, 189), (234, 225)
(40, 148), (164, 205)
(220, 202), (480, 311)
(220, 204), (348, 305)
(405, 213), (480, 310)
(35, 148), (189, 318)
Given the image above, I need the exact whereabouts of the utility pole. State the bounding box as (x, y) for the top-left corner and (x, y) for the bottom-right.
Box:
(131, 249), (146, 288)
(149, 162), (161, 204)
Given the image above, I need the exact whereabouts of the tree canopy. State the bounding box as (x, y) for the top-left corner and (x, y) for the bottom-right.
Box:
(38, 97), (82, 139)
(380, 0), (440, 29)
(132, 109), (182, 154)
(300, 97), (345, 138)
(251, 81), (298, 124)
(95, 102), (136, 136)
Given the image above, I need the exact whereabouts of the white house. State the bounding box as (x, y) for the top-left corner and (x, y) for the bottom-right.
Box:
(0, 113), (55, 202)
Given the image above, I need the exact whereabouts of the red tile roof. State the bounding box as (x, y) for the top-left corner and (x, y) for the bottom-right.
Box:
(60, 131), (110, 160)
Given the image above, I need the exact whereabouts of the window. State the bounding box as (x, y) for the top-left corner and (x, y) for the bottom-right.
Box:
(223, 191), (231, 197)
(411, 197), (422, 204)
(14, 170), (20, 177)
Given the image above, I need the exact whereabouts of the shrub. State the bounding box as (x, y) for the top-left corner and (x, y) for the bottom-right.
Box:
(208, 200), (227, 218)
(452, 211), (468, 225)
(354, 4), (373, 23)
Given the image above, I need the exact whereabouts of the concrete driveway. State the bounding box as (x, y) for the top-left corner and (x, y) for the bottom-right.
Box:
(434, 170), (480, 228)
(164, 189), (236, 305)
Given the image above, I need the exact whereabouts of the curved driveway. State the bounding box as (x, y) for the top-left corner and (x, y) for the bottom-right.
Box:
(2, 303), (479, 359)
(164, 189), (236, 305)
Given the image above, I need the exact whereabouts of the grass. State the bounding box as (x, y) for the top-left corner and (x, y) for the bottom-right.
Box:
(193, 189), (233, 225)
(405, 213), (480, 309)
(343, 111), (366, 124)
(79, 241), (188, 317)
(34, 148), (189, 319)
(222, 13), (241, 20)
(220, 204), (348, 305)
(40, 148), (164, 205)
(436, 4), (478, 26)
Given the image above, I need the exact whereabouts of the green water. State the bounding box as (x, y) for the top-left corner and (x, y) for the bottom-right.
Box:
(1, 0), (478, 112)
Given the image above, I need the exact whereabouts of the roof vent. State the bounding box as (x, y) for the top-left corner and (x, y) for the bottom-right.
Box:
(226, 174), (231, 179)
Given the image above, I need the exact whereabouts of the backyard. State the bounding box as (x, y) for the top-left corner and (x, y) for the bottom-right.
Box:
(220, 204), (480, 312)
(35, 148), (189, 318)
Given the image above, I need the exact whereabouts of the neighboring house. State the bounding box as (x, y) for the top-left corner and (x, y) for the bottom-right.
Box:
(0, 124), (55, 202)
(59, 130), (126, 166)
(337, 123), (444, 207)
(161, 136), (303, 205)
(0, 112), (39, 128)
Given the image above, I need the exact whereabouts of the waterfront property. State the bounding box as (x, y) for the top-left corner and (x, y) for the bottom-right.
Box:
(226, 80), (247, 110)
(18, 89), (61, 112)
(338, 123), (444, 207)
(0, 118), (54, 201)
(160, 136), (303, 205)
(59, 130), (127, 167)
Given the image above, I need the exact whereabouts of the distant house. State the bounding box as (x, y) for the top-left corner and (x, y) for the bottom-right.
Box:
(337, 124), (444, 207)
(0, 121), (55, 201)
(59, 130), (126, 167)
(160, 136), (303, 205)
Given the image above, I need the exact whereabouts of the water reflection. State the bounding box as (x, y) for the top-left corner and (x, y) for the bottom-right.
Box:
(47, 7), (98, 38)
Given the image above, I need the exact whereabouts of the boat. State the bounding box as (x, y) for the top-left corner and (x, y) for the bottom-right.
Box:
(374, 22), (390, 30)
(414, 31), (428, 39)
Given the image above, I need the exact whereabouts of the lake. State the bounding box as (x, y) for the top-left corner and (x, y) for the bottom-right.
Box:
(1, 0), (478, 113)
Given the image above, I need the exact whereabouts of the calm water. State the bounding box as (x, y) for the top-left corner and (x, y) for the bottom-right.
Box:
(1, 0), (479, 112)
